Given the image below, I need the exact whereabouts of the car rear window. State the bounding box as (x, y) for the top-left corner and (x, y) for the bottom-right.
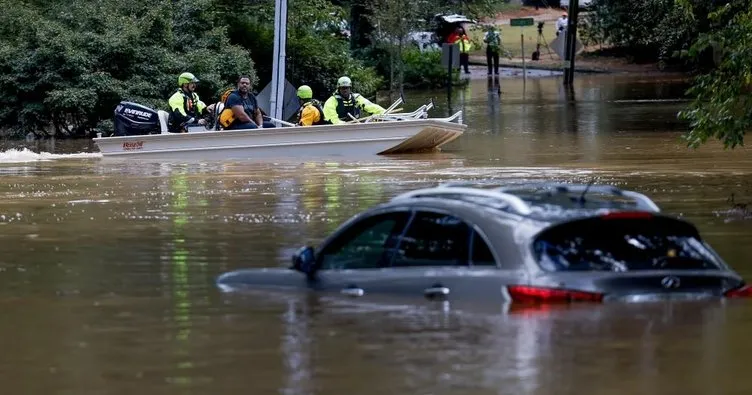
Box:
(532, 215), (725, 272)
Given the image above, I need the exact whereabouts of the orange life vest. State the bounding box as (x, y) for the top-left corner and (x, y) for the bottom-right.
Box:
(218, 88), (236, 129)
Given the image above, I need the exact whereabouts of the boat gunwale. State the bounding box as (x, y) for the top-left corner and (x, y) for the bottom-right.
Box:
(97, 135), (419, 156)
(92, 118), (466, 143)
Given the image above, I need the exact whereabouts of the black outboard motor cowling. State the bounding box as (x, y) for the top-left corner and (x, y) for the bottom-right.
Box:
(113, 101), (162, 136)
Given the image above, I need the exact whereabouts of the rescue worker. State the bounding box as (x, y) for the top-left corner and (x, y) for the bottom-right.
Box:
(322, 76), (385, 124)
(167, 72), (215, 133)
(483, 26), (501, 76)
(450, 26), (473, 74)
(295, 85), (329, 126)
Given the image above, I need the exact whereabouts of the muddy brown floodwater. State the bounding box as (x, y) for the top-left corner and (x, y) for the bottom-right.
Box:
(1, 74), (751, 395)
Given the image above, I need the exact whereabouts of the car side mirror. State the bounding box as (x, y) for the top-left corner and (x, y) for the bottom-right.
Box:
(292, 246), (317, 275)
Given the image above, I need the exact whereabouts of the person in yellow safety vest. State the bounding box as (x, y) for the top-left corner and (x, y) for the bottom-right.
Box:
(451, 26), (473, 74)
(295, 85), (331, 126)
(323, 76), (386, 124)
(167, 72), (215, 133)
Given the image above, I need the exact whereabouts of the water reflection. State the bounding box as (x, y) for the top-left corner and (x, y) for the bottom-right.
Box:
(227, 288), (740, 395)
(487, 77), (501, 135)
(164, 171), (194, 385)
(281, 298), (312, 395)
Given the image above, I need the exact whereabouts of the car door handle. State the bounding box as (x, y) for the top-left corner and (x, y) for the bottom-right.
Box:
(341, 285), (365, 297)
(424, 285), (450, 298)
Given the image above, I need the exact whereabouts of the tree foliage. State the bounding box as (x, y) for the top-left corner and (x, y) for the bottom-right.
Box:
(583, 0), (734, 64)
(362, 0), (488, 92)
(0, 0), (255, 138)
(0, 0), (491, 139)
(678, 1), (752, 149)
(213, 0), (381, 102)
(367, 0), (433, 91)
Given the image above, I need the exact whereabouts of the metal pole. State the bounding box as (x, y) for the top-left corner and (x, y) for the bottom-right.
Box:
(448, 45), (453, 88)
(521, 28), (526, 83)
(568, 2), (578, 84)
(446, 44), (454, 110)
(563, 0), (578, 85)
(269, 0), (287, 120)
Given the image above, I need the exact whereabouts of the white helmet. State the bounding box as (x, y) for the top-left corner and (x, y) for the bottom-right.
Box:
(337, 76), (352, 88)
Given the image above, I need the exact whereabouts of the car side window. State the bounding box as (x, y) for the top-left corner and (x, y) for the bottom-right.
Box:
(391, 211), (472, 267)
(318, 212), (410, 270)
(470, 230), (497, 266)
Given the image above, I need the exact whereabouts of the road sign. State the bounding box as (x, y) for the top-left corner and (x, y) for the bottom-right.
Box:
(510, 17), (534, 27)
(509, 18), (534, 81)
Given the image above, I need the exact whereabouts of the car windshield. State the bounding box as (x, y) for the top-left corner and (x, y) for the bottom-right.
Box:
(532, 216), (724, 272)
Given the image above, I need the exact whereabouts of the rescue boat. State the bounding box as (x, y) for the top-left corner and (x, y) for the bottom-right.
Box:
(93, 98), (465, 160)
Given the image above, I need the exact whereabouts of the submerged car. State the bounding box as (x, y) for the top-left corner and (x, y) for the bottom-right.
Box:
(217, 182), (752, 304)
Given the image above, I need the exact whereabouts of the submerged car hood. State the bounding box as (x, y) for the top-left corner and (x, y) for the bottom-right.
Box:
(217, 267), (306, 292)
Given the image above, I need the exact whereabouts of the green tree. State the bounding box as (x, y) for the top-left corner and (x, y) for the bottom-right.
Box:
(368, 0), (432, 92)
(582, 0), (739, 65)
(678, 1), (752, 149)
(219, 0), (382, 101)
(0, 0), (254, 138)
(582, 0), (693, 63)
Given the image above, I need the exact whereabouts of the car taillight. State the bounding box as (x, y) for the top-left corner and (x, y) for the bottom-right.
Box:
(724, 284), (752, 298)
(600, 211), (653, 220)
(507, 285), (604, 303)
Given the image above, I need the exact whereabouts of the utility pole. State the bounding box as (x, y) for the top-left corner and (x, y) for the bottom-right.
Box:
(563, 0), (579, 85)
(269, 0), (287, 120)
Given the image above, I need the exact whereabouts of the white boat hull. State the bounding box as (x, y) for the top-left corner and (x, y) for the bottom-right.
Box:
(93, 118), (465, 160)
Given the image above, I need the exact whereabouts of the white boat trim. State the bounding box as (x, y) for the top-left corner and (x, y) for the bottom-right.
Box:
(98, 136), (411, 156)
(94, 115), (466, 159)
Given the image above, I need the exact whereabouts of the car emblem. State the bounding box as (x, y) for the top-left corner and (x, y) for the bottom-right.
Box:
(661, 276), (681, 289)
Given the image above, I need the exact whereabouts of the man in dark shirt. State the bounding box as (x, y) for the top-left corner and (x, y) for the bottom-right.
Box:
(223, 76), (275, 130)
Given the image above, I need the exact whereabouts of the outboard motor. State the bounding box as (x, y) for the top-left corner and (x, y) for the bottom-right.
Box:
(113, 101), (162, 136)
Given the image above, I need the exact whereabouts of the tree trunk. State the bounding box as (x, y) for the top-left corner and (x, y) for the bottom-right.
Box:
(397, 38), (404, 93)
(349, 0), (374, 50)
(390, 48), (395, 93)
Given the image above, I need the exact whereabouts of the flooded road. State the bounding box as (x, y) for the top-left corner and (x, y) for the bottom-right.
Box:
(1, 74), (752, 394)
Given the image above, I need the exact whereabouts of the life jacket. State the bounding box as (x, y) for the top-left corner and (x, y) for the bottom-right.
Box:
(218, 88), (258, 129)
(218, 88), (236, 129)
(296, 99), (329, 125)
(178, 89), (201, 117)
(167, 89), (202, 132)
(333, 92), (361, 121)
(457, 35), (473, 53)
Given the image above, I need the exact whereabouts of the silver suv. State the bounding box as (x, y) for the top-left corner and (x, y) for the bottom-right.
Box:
(217, 182), (752, 304)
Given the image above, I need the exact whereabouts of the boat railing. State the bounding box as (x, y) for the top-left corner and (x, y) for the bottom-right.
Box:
(369, 105), (431, 122)
(265, 97), (460, 127)
(382, 96), (404, 114)
(440, 110), (463, 124)
(266, 116), (296, 127)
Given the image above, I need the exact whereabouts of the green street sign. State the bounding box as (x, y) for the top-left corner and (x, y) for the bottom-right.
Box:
(510, 17), (534, 27)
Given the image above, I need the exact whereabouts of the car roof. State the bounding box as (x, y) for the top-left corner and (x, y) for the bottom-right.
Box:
(386, 181), (663, 225)
(435, 14), (477, 24)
